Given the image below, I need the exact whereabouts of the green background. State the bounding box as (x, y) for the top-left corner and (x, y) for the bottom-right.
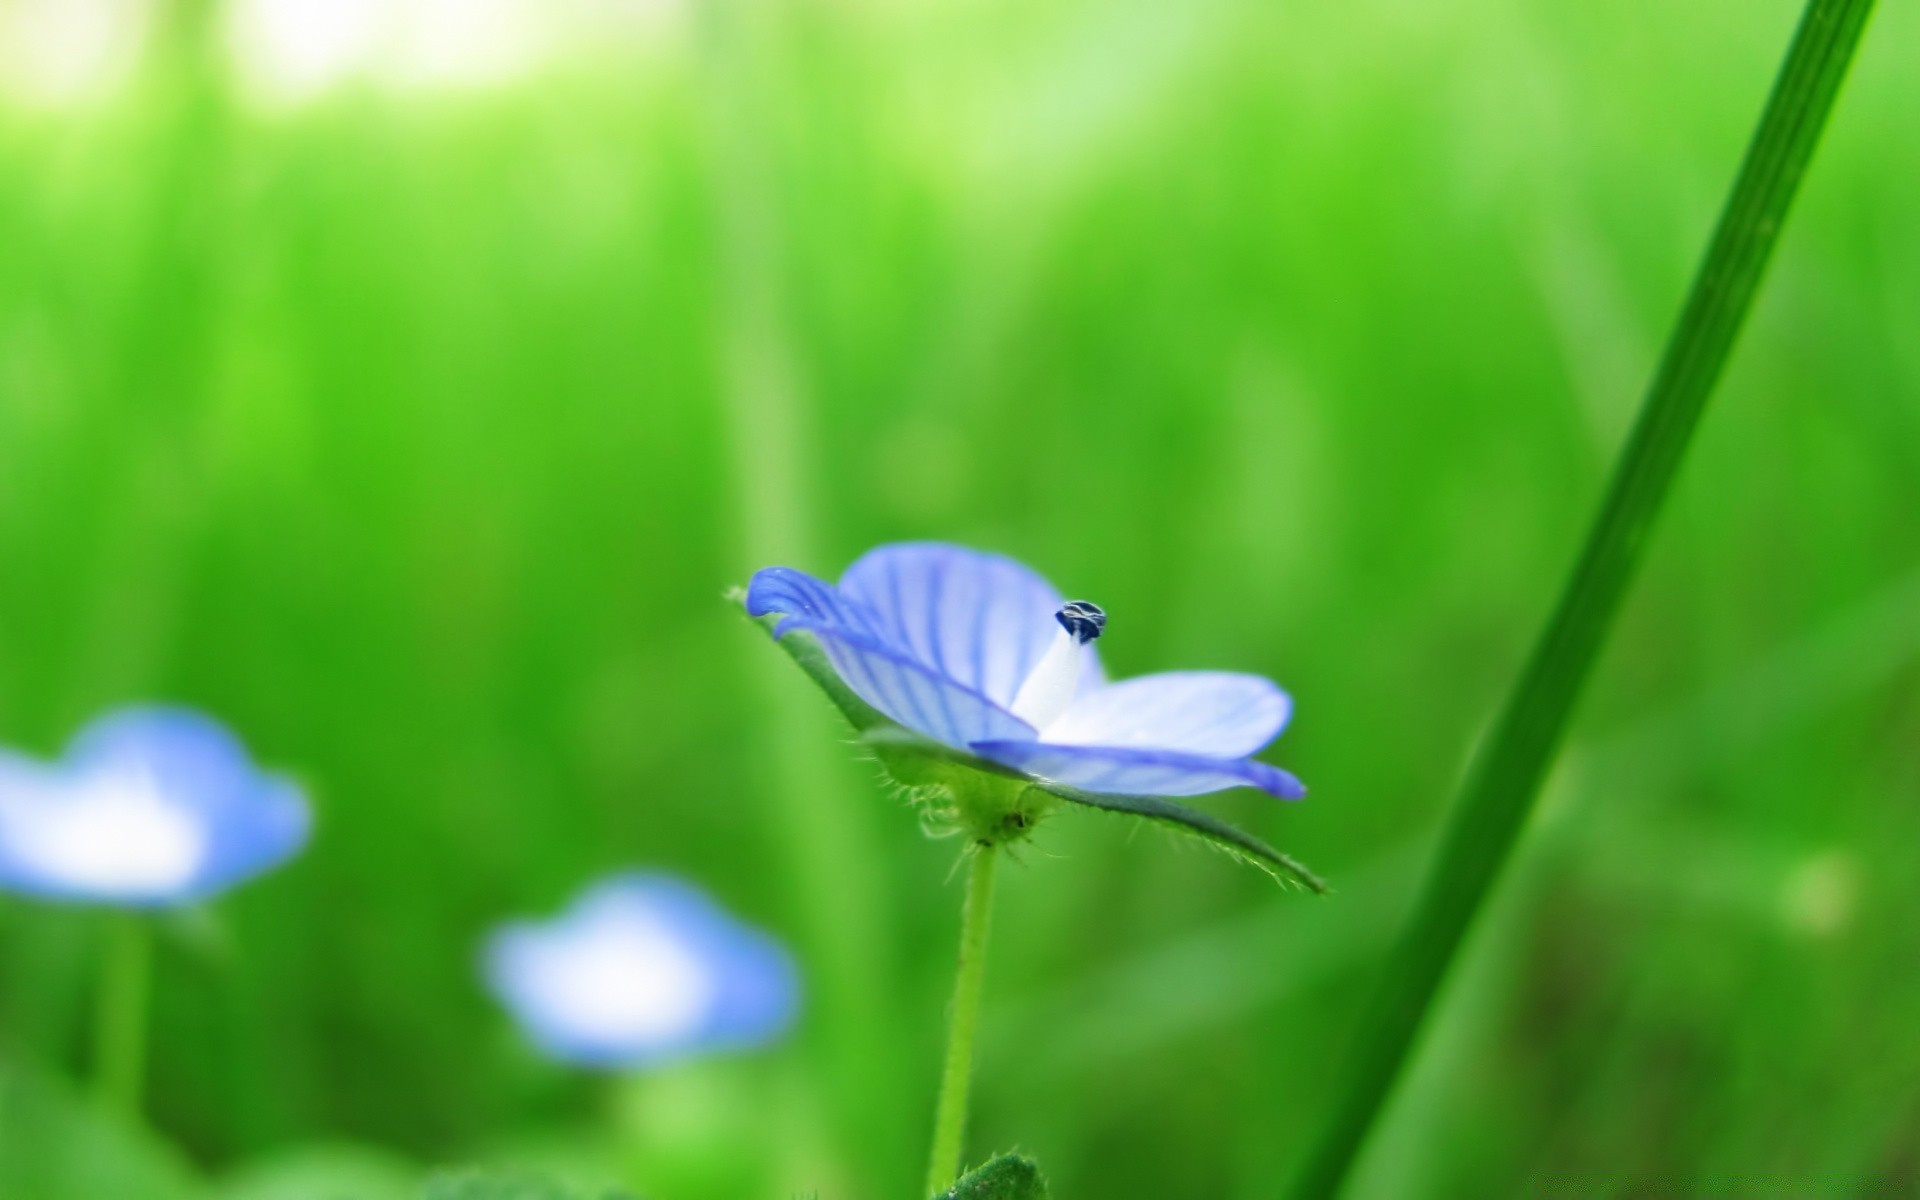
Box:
(0, 0), (1915, 1195)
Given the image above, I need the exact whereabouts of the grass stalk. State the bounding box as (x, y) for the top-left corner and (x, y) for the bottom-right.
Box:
(93, 913), (152, 1122)
(1288, 0), (1879, 1193)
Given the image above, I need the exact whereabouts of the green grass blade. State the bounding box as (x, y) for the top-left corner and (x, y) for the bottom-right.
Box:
(1288, 0), (1879, 1194)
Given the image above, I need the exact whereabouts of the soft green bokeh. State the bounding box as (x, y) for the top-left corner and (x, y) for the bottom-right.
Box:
(0, 0), (1915, 1196)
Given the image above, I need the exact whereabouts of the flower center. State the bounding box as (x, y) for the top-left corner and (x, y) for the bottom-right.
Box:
(1009, 601), (1105, 730)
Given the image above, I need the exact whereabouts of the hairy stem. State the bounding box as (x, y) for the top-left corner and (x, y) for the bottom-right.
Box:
(925, 844), (999, 1196)
(93, 912), (151, 1121)
(1289, 0), (1877, 1194)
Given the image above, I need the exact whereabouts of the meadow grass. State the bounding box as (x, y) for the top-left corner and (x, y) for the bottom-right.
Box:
(0, 0), (1915, 1195)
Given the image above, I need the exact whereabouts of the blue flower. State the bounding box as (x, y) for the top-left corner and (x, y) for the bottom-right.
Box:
(746, 542), (1305, 801)
(485, 873), (799, 1070)
(0, 707), (311, 907)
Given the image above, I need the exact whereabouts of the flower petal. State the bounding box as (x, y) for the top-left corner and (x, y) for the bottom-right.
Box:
(0, 756), (77, 897)
(70, 708), (311, 901)
(780, 619), (1036, 750)
(970, 739), (1305, 799)
(0, 707), (308, 906)
(746, 563), (1038, 747)
(838, 542), (1101, 708)
(744, 566), (895, 645)
(1040, 671), (1292, 758)
(485, 872), (797, 1069)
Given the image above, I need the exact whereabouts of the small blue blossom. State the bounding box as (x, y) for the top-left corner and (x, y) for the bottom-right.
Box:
(485, 873), (799, 1070)
(0, 707), (311, 907)
(746, 542), (1305, 801)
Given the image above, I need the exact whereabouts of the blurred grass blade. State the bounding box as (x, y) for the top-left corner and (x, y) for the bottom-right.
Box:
(1289, 0), (1878, 1194)
(419, 1168), (633, 1200)
(0, 1065), (200, 1200)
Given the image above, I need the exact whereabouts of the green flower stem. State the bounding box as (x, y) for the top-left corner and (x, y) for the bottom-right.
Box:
(1289, 0), (1877, 1195)
(93, 912), (152, 1121)
(926, 844), (999, 1197)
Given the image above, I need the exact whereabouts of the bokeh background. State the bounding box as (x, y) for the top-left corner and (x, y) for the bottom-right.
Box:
(1, 0), (1916, 1195)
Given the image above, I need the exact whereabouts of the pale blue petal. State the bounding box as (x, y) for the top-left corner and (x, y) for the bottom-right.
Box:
(971, 739), (1306, 799)
(778, 619), (1035, 749)
(0, 755), (69, 898)
(70, 708), (309, 903)
(838, 542), (1102, 708)
(194, 775), (309, 901)
(484, 872), (798, 1070)
(1040, 672), (1292, 758)
(0, 707), (308, 907)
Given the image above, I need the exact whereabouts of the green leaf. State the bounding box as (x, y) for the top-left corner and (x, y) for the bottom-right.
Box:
(934, 1153), (1048, 1200)
(420, 1167), (634, 1200)
(1034, 779), (1327, 893)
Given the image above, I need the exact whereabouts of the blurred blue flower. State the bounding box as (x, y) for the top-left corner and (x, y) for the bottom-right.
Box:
(747, 542), (1305, 800)
(0, 707), (311, 907)
(485, 873), (798, 1070)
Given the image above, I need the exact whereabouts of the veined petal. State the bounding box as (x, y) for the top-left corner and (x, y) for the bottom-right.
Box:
(971, 740), (1305, 799)
(780, 619), (1035, 750)
(744, 566), (895, 645)
(1041, 671), (1292, 758)
(838, 542), (1101, 708)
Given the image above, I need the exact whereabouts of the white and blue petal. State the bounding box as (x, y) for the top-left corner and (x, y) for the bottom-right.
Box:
(776, 618), (1036, 749)
(838, 543), (1103, 708)
(0, 707), (309, 907)
(747, 563), (1035, 746)
(970, 740), (1306, 800)
(485, 872), (798, 1070)
(1039, 671), (1292, 759)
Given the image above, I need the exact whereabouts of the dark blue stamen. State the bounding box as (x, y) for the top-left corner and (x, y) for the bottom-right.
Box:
(1056, 600), (1106, 644)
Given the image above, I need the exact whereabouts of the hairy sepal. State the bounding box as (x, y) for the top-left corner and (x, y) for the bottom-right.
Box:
(857, 727), (1057, 846)
(934, 1153), (1049, 1200)
(1032, 778), (1327, 893)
